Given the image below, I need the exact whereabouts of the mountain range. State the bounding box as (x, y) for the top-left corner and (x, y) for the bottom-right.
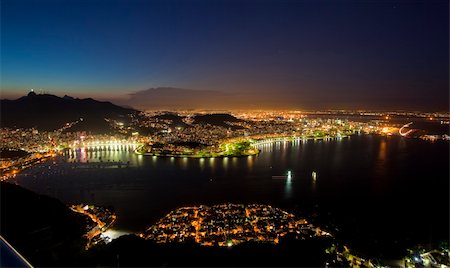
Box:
(0, 92), (137, 132)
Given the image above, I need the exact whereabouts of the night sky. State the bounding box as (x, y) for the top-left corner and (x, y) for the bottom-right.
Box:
(1, 0), (448, 110)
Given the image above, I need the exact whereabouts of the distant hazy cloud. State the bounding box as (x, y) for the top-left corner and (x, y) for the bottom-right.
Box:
(119, 87), (308, 110)
(119, 87), (358, 111)
(116, 87), (447, 111)
(122, 87), (225, 110)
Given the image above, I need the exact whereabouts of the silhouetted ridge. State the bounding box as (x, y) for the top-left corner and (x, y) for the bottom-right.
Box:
(152, 113), (189, 128)
(79, 234), (330, 267)
(0, 182), (87, 266)
(192, 113), (244, 128)
(0, 93), (138, 132)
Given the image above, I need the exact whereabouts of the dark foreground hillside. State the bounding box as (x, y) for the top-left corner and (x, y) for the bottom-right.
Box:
(0, 182), (87, 266)
(79, 234), (331, 267)
(1, 183), (332, 267)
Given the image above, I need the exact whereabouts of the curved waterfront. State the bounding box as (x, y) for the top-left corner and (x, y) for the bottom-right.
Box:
(10, 134), (449, 256)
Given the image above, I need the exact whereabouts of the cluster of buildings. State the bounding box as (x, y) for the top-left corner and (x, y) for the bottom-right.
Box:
(0, 111), (417, 157)
(0, 151), (56, 181)
(142, 203), (331, 247)
(0, 128), (56, 152)
(1, 110), (446, 178)
(0, 127), (140, 179)
(150, 124), (239, 146)
(420, 134), (450, 142)
(70, 204), (116, 249)
(404, 247), (450, 268)
(132, 113), (380, 154)
(231, 110), (450, 120)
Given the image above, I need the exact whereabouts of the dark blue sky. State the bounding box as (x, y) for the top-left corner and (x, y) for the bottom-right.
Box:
(1, 0), (448, 110)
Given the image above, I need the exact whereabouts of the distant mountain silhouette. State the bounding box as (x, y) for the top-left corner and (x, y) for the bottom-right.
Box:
(1, 93), (138, 132)
(152, 112), (190, 128)
(192, 113), (244, 128)
(150, 112), (245, 129)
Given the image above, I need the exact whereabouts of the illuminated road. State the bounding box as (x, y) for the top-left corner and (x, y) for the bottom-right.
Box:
(399, 122), (414, 137)
(70, 205), (117, 249)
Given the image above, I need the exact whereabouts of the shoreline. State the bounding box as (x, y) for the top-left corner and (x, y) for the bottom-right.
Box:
(135, 134), (350, 158)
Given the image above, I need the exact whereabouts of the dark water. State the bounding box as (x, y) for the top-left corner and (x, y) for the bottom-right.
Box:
(12, 135), (449, 256)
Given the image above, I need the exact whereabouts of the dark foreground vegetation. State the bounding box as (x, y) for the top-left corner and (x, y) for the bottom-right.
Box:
(0, 182), (87, 266)
(1, 182), (334, 267)
(79, 234), (331, 267)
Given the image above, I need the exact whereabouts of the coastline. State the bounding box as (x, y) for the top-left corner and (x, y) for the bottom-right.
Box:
(134, 134), (351, 158)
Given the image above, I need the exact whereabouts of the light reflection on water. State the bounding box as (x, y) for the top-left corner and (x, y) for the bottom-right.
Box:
(247, 156), (254, 170)
(284, 170), (293, 199)
(222, 157), (228, 168)
(11, 136), (449, 247)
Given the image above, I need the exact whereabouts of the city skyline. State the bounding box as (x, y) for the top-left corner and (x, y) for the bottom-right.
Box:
(1, 1), (449, 266)
(1, 0), (448, 111)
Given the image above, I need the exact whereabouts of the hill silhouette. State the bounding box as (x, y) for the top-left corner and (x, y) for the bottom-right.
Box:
(193, 113), (244, 128)
(152, 112), (190, 128)
(0, 182), (87, 266)
(0, 183), (334, 267)
(0, 93), (138, 133)
(78, 234), (331, 267)
(150, 112), (245, 129)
